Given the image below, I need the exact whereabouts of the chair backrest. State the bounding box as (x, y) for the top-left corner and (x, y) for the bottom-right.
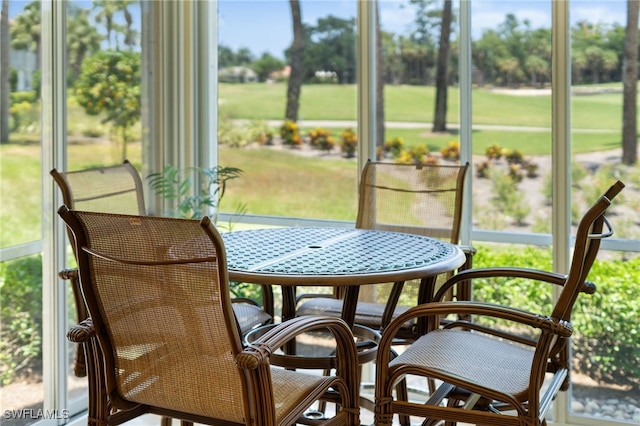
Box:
(51, 160), (146, 216)
(58, 207), (248, 422)
(356, 161), (468, 243)
(552, 180), (625, 323)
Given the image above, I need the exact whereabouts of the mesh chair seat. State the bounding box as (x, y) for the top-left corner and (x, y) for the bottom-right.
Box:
(390, 329), (534, 398)
(233, 302), (274, 334)
(296, 297), (414, 329)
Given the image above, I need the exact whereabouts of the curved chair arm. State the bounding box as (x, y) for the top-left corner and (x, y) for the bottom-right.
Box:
(67, 318), (96, 343)
(433, 267), (596, 302)
(231, 297), (262, 307)
(236, 316), (361, 426)
(237, 315), (358, 372)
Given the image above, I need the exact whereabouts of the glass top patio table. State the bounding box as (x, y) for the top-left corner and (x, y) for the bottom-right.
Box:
(223, 226), (466, 326)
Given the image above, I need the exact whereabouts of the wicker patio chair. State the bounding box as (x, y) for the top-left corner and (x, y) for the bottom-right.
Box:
(374, 180), (625, 426)
(51, 161), (271, 369)
(295, 160), (473, 340)
(59, 207), (361, 426)
(51, 161), (147, 378)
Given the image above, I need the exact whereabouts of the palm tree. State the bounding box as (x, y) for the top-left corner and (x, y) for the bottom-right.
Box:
(116, 0), (137, 49)
(93, 0), (118, 49)
(1, 0), (9, 143)
(285, 0), (304, 122)
(622, 0), (639, 165)
(67, 7), (104, 81)
(9, 1), (40, 70)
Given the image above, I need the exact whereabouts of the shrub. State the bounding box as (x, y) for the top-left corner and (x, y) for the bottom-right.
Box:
(383, 137), (404, 158)
(440, 141), (460, 162)
(490, 170), (530, 226)
(340, 128), (357, 158)
(485, 144), (503, 160)
(0, 256), (43, 385)
(279, 119), (302, 146)
(247, 120), (274, 145)
(572, 256), (640, 390)
(308, 127), (335, 152)
(408, 144), (430, 164)
(476, 161), (491, 178)
(9, 101), (38, 133)
(504, 149), (524, 165)
(473, 245), (640, 390)
(80, 124), (107, 138)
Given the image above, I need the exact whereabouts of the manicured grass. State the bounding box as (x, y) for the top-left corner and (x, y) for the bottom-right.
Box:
(219, 147), (359, 221)
(0, 140), (142, 247)
(1, 82), (635, 245)
(220, 82), (634, 131)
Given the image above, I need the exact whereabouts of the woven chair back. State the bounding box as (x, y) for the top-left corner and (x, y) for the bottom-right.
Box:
(51, 160), (146, 216)
(59, 208), (247, 423)
(354, 161), (468, 303)
(356, 161), (468, 243)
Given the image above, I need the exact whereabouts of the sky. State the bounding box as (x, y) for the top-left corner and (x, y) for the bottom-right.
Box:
(218, 0), (630, 59)
(8, 0), (629, 60)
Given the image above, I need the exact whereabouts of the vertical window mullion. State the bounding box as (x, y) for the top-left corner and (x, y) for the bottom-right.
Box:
(40, 0), (69, 419)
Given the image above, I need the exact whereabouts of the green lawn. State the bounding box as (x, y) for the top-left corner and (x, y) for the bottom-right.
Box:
(220, 82), (633, 131)
(1, 82), (636, 246)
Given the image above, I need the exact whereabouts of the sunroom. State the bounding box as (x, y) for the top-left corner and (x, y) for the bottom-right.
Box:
(1, 1), (638, 425)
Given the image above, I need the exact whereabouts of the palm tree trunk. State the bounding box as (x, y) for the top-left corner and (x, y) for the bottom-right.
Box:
(432, 0), (452, 133)
(285, 0), (304, 122)
(375, 0), (385, 151)
(1, 0), (10, 143)
(622, 0), (639, 165)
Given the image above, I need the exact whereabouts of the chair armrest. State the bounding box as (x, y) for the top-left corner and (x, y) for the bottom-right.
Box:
(231, 297), (261, 306)
(67, 318), (96, 343)
(295, 292), (339, 306)
(59, 267), (78, 280)
(236, 315), (358, 371)
(433, 267), (596, 302)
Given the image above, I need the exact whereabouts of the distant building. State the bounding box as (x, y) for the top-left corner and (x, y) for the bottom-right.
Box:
(268, 65), (290, 82)
(10, 48), (37, 92)
(218, 66), (258, 83)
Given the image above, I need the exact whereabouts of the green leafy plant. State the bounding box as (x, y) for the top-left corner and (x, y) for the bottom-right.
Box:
(383, 136), (404, 158)
(147, 165), (245, 224)
(74, 49), (141, 160)
(0, 256), (43, 385)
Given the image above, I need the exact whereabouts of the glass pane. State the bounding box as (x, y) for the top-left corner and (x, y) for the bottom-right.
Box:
(378, 0), (462, 166)
(217, 0), (358, 222)
(470, 1), (552, 234)
(569, 1), (640, 422)
(1, 1), (44, 423)
(65, 0), (144, 412)
(67, 1), (142, 170)
(0, 255), (44, 425)
(1, 1), (42, 248)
